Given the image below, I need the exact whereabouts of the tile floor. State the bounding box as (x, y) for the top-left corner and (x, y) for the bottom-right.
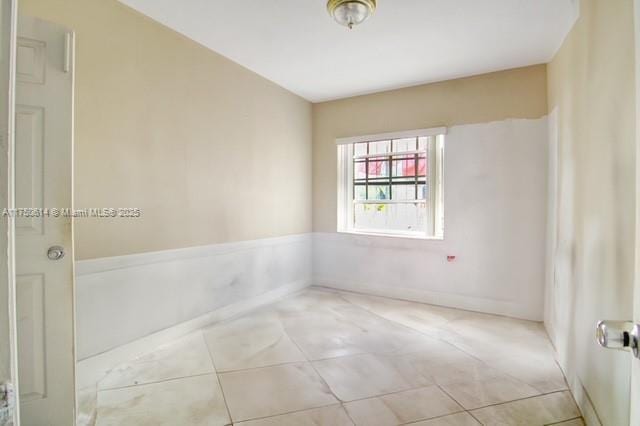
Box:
(78, 287), (583, 426)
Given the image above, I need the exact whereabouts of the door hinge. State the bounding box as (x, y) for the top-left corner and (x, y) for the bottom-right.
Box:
(64, 32), (73, 73)
(0, 382), (16, 425)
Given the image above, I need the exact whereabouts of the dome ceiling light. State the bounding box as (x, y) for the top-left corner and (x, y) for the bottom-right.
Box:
(327, 0), (377, 29)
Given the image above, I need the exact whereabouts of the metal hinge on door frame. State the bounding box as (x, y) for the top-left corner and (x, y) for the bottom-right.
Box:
(0, 382), (16, 425)
(63, 32), (74, 73)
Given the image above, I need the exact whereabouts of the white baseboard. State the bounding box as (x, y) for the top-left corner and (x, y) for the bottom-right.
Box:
(314, 229), (545, 321)
(566, 372), (602, 426)
(76, 278), (309, 390)
(314, 279), (539, 321)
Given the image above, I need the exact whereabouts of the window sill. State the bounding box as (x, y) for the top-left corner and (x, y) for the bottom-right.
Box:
(337, 229), (444, 241)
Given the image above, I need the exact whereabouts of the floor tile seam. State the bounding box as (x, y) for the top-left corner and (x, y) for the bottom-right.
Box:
(329, 288), (552, 354)
(202, 331), (235, 425)
(433, 383), (485, 425)
(338, 382), (450, 405)
(319, 286), (534, 326)
(436, 380), (575, 413)
(283, 288), (554, 387)
(306, 352), (552, 405)
(544, 417), (584, 426)
(215, 359), (315, 375)
(464, 389), (576, 413)
(96, 330), (213, 389)
(96, 370), (218, 393)
(200, 288), (309, 335)
(283, 325), (346, 405)
(331, 290), (455, 338)
(465, 409), (485, 425)
(232, 402), (343, 424)
(400, 410), (478, 425)
(380, 395), (467, 424)
(462, 367), (565, 397)
(338, 401), (359, 426)
(329, 289), (505, 368)
(305, 346), (554, 396)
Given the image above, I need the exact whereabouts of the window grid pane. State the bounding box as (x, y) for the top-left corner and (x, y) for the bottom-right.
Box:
(352, 137), (429, 233)
(353, 138), (427, 203)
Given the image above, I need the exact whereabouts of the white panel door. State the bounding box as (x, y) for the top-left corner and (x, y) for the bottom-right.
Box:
(0, 0), (18, 424)
(15, 15), (75, 426)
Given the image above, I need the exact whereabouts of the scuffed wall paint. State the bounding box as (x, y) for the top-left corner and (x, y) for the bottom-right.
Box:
(315, 117), (549, 321)
(546, 0), (636, 424)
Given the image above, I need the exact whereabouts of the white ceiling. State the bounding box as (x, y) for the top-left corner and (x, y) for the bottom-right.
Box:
(120, 0), (579, 103)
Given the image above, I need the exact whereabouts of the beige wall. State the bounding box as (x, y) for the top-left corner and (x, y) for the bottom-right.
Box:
(20, 0), (312, 260)
(312, 65), (548, 232)
(546, 0), (636, 424)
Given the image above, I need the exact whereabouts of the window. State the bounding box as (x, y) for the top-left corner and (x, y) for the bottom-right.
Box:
(337, 128), (445, 239)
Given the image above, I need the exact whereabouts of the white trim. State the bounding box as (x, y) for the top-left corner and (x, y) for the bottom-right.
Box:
(4, 0), (20, 423)
(76, 233), (311, 276)
(316, 230), (447, 249)
(335, 126), (447, 145)
(313, 281), (538, 321)
(564, 371), (602, 426)
(353, 149), (425, 160)
(433, 134), (445, 237)
(337, 133), (445, 239)
(68, 30), (78, 424)
(336, 144), (352, 233)
(337, 229), (443, 240)
(353, 200), (427, 205)
(76, 279), (309, 390)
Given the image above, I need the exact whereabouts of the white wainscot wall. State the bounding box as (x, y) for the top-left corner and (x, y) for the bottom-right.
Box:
(314, 117), (549, 321)
(76, 117), (548, 384)
(75, 234), (312, 360)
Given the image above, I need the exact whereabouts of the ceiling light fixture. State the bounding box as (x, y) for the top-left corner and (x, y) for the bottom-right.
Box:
(327, 0), (376, 29)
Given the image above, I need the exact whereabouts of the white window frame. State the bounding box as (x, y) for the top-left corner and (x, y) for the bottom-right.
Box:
(337, 127), (446, 239)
